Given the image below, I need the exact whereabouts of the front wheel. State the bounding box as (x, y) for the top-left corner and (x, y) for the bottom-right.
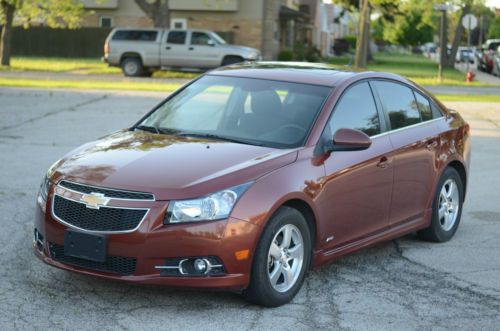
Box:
(242, 207), (311, 307)
(418, 167), (464, 242)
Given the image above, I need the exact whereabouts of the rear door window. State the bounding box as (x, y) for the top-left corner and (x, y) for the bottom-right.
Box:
(167, 31), (187, 44)
(414, 92), (433, 121)
(373, 81), (421, 130)
(112, 30), (158, 41)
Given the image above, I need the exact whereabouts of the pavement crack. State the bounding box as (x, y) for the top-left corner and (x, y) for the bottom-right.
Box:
(1, 94), (109, 131)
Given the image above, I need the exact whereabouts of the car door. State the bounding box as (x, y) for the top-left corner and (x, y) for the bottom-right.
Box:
(186, 31), (222, 68)
(371, 80), (441, 226)
(161, 30), (189, 67)
(318, 81), (394, 249)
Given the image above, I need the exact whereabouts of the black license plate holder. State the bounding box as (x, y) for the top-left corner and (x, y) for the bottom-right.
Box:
(64, 230), (107, 262)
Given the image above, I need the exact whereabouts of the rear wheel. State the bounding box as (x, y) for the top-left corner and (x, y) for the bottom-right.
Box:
(121, 57), (144, 77)
(242, 207), (311, 307)
(418, 167), (464, 242)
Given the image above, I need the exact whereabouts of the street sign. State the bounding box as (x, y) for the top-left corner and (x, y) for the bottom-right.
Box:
(433, 4), (453, 11)
(462, 14), (477, 30)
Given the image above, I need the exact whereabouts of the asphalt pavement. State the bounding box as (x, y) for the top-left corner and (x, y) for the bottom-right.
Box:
(0, 87), (499, 330)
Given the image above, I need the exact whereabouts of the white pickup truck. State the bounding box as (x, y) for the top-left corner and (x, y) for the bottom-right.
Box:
(104, 28), (261, 76)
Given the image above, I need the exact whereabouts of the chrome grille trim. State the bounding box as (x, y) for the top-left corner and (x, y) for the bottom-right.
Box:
(51, 194), (150, 234)
(58, 180), (155, 201)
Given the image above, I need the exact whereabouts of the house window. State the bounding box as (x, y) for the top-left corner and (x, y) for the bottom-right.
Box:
(171, 18), (187, 30)
(100, 16), (113, 28)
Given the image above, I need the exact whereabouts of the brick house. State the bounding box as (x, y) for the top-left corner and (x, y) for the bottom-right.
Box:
(81, 0), (323, 60)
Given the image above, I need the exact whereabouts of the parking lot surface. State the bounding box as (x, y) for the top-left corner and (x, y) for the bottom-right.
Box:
(1, 87), (499, 330)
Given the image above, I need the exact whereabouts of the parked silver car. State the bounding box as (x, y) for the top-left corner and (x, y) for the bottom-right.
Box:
(104, 28), (261, 76)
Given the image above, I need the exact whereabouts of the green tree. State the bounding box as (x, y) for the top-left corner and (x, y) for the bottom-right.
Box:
(335, 0), (400, 68)
(382, 0), (435, 46)
(488, 16), (500, 39)
(0, 0), (86, 66)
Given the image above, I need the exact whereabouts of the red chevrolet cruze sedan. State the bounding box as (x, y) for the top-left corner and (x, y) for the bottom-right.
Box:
(34, 63), (470, 306)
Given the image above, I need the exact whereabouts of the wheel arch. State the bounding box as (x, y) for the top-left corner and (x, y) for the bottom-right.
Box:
(447, 160), (467, 198)
(221, 55), (244, 65)
(282, 199), (317, 249)
(120, 52), (143, 64)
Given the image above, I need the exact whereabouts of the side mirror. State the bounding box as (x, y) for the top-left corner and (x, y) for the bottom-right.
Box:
(207, 39), (215, 47)
(331, 128), (372, 152)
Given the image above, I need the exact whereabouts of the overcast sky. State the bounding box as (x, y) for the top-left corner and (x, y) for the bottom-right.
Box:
(324, 0), (500, 8)
(486, 0), (500, 8)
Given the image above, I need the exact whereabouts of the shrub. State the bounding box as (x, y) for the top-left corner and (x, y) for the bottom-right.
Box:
(344, 35), (357, 50)
(277, 50), (294, 61)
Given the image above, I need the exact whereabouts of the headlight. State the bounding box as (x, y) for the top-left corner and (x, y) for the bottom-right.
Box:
(165, 183), (252, 224)
(39, 175), (50, 200)
(39, 159), (60, 200)
(247, 52), (260, 60)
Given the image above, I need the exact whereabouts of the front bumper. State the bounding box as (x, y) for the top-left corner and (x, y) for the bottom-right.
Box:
(34, 193), (260, 291)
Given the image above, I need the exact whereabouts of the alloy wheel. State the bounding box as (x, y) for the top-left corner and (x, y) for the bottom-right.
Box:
(438, 178), (460, 231)
(267, 224), (304, 292)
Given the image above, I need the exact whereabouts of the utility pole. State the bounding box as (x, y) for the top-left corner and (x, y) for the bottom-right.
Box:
(478, 15), (483, 47)
(434, 4), (449, 83)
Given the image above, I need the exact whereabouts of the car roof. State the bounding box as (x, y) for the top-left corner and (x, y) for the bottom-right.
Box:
(208, 61), (408, 87)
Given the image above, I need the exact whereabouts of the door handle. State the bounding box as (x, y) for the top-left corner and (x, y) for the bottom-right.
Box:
(188, 47), (194, 51)
(377, 156), (390, 169)
(426, 139), (438, 150)
(165, 46), (171, 50)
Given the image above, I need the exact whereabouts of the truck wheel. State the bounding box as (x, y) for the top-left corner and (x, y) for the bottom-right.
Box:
(121, 57), (144, 77)
(221, 56), (243, 66)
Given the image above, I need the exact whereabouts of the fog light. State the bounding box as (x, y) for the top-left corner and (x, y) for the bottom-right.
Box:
(34, 228), (44, 252)
(155, 256), (225, 277)
(193, 258), (208, 273)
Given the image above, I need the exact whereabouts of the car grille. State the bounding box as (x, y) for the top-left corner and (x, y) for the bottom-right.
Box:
(49, 243), (136, 275)
(53, 195), (148, 232)
(59, 180), (154, 201)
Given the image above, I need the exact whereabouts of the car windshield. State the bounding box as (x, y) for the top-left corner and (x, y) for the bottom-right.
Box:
(210, 32), (227, 45)
(138, 75), (331, 148)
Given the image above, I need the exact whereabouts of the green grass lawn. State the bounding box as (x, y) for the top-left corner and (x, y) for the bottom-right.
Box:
(1, 54), (499, 101)
(0, 76), (180, 92)
(0, 57), (198, 79)
(327, 53), (492, 87)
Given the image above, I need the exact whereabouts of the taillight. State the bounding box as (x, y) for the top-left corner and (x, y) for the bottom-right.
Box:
(104, 42), (109, 56)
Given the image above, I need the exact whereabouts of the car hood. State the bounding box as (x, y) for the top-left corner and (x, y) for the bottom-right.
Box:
(52, 130), (298, 200)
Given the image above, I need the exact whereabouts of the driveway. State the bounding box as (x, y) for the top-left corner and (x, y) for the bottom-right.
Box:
(0, 88), (499, 330)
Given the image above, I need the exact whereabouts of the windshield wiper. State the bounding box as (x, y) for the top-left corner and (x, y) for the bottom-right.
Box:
(134, 125), (160, 134)
(177, 132), (264, 146)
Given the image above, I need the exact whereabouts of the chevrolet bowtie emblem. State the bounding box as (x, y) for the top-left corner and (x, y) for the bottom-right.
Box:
(80, 192), (110, 209)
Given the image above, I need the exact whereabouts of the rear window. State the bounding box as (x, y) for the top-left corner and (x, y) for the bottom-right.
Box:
(487, 42), (500, 51)
(112, 30), (158, 41)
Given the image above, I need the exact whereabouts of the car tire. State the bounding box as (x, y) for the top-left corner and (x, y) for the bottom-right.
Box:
(242, 206), (311, 307)
(417, 167), (464, 242)
(121, 57), (144, 77)
(221, 56), (243, 66)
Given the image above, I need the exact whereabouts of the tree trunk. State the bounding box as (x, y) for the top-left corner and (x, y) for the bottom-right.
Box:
(355, 0), (370, 68)
(134, 0), (170, 28)
(445, 5), (470, 68)
(0, 1), (15, 66)
(366, 4), (373, 62)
